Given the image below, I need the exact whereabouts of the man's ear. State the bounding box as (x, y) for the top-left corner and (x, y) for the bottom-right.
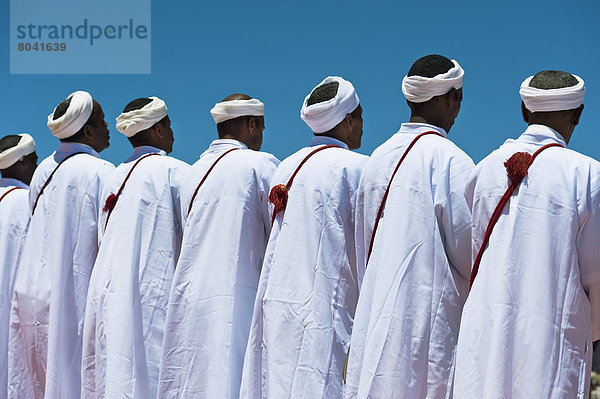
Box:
(572, 104), (584, 127)
(248, 116), (257, 131)
(521, 102), (530, 124)
(153, 122), (163, 138)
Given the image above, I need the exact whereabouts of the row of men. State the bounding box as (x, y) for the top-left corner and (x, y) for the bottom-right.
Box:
(0, 53), (597, 399)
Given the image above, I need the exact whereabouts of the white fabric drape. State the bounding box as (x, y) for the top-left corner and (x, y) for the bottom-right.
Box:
(82, 146), (189, 399)
(8, 142), (114, 399)
(158, 139), (279, 399)
(240, 136), (367, 399)
(0, 178), (29, 399)
(345, 123), (474, 399)
(453, 124), (600, 399)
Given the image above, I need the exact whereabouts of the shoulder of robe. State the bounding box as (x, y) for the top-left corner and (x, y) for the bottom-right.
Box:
(162, 155), (191, 169)
(243, 150), (281, 168)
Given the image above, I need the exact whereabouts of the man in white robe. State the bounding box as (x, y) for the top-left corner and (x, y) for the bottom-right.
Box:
(8, 91), (114, 399)
(0, 134), (37, 399)
(82, 97), (189, 399)
(240, 76), (367, 398)
(345, 55), (474, 399)
(453, 71), (600, 399)
(158, 94), (279, 399)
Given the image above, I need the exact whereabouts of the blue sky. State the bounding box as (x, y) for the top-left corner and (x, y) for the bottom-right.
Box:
(2, 0), (599, 166)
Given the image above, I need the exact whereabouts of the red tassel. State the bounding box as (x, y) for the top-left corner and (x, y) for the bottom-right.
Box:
(269, 184), (288, 218)
(504, 152), (532, 186)
(103, 193), (117, 213)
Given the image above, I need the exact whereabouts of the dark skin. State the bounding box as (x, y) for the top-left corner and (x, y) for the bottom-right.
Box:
(407, 88), (463, 134)
(220, 115), (264, 151)
(521, 102), (584, 145)
(317, 105), (364, 150)
(0, 151), (38, 185)
(128, 116), (175, 154)
(69, 100), (111, 153)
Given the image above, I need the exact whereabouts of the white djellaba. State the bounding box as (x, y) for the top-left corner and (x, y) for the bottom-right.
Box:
(157, 98), (280, 399)
(453, 74), (600, 399)
(241, 76), (367, 399)
(81, 97), (189, 399)
(9, 91), (114, 399)
(345, 59), (474, 399)
(0, 133), (35, 399)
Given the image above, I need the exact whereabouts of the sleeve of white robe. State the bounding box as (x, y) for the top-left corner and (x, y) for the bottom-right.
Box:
(170, 163), (189, 235)
(434, 152), (474, 282)
(259, 160), (278, 240)
(576, 172), (600, 341)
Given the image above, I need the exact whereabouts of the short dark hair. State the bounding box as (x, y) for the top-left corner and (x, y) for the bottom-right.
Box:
(407, 54), (454, 78)
(52, 97), (73, 120)
(306, 82), (339, 106)
(0, 135), (22, 153)
(529, 70), (578, 90)
(123, 97), (153, 113)
(221, 93), (252, 102)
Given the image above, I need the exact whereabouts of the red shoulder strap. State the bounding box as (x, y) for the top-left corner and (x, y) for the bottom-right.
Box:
(469, 142), (563, 289)
(187, 147), (240, 217)
(366, 131), (443, 266)
(269, 144), (341, 225)
(0, 186), (24, 203)
(31, 151), (86, 215)
(103, 152), (161, 228)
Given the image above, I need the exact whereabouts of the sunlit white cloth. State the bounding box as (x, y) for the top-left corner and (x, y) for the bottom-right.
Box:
(345, 123), (474, 399)
(210, 99), (264, 124)
(82, 146), (189, 399)
(402, 60), (464, 103)
(0, 178), (29, 399)
(158, 139), (279, 399)
(47, 91), (94, 139)
(0, 134), (35, 169)
(453, 124), (600, 399)
(300, 76), (359, 133)
(116, 97), (169, 137)
(520, 75), (585, 112)
(240, 136), (367, 399)
(8, 142), (114, 399)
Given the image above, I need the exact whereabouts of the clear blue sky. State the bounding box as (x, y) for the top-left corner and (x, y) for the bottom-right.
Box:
(2, 0), (599, 165)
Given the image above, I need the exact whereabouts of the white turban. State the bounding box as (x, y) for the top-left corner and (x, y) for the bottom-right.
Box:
(402, 60), (464, 103)
(520, 75), (585, 112)
(210, 99), (264, 124)
(0, 134), (36, 169)
(116, 97), (169, 137)
(47, 91), (94, 139)
(300, 76), (360, 134)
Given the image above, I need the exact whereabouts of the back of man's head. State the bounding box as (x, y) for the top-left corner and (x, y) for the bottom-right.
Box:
(123, 97), (169, 148)
(53, 96), (98, 143)
(520, 70), (585, 143)
(216, 93), (255, 137)
(407, 54), (455, 78)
